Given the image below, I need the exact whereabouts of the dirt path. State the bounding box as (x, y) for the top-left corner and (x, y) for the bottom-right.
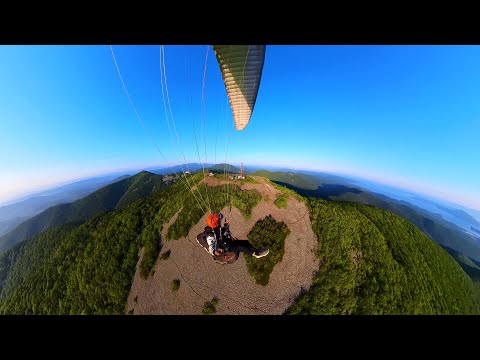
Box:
(126, 177), (319, 315)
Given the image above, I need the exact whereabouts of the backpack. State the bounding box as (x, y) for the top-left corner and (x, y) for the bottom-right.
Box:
(196, 226), (214, 252)
(196, 226), (238, 264)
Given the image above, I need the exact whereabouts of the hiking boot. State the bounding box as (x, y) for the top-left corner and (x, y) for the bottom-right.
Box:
(252, 249), (269, 258)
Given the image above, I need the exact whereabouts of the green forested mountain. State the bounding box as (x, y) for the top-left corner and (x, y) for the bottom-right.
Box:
(256, 170), (480, 262)
(0, 175), (131, 236)
(251, 170), (318, 190)
(0, 217), (29, 238)
(208, 163), (240, 174)
(286, 198), (480, 314)
(0, 181), (186, 314)
(0, 175), (261, 314)
(0, 173), (478, 314)
(440, 245), (480, 282)
(333, 192), (480, 262)
(0, 171), (170, 253)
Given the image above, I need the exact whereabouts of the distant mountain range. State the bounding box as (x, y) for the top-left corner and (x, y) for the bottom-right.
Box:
(208, 163), (240, 174)
(441, 245), (480, 282)
(0, 163), (220, 238)
(0, 217), (30, 238)
(0, 174), (130, 237)
(0, 171), (172, 252)
(0, 163), (233, 238)
(1, 167), (478, 314)
(3, 162), (479, 262)
(148, 163), (242, 175)
(466, 208), (480, 223)
(146, 163), (212, 175)
(343, 175), (480, 236)
(251, 170), (319, 190)
(253, 170), (480, 262)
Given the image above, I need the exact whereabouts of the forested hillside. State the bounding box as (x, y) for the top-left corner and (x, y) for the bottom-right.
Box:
(0, 175), (261, 314)
(286, 198), (480, 314)
(0, 171), (169, 252)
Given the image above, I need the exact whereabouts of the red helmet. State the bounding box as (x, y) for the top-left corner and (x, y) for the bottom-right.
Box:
(206, 214), (221, 228)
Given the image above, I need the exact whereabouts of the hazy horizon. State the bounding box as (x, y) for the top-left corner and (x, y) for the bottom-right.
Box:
(1, 160), (479, 213)
(1, 45), (479, 210)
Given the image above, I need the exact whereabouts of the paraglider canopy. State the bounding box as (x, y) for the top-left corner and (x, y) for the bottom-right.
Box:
(213, 45), (266, 130)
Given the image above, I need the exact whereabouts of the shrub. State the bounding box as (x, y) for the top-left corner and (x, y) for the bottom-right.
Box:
(274, 193), (289, 208)
(202, 297), (219, 315)
(245, 215), (290, 286)
(171, 279), (181, 292)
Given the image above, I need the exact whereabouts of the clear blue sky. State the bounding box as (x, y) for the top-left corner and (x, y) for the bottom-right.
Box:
(0, 45), (479, 209)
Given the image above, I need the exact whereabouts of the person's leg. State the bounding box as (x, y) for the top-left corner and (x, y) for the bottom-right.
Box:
(222, 237), (253, 254)
(228, 239), (270, 258)
(230, 239), (254, 248)
(228, 242), (255, 256)
(224, 238), (269, 258)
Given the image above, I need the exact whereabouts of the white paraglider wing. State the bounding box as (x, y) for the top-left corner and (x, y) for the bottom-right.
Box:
(213, 45), (266, 130)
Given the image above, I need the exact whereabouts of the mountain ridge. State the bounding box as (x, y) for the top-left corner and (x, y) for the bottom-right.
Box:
(0, 171), (172, 253)
(0, 174), (478, 314)
(255, 170), (480, 262)
(0, 174), (130, 237)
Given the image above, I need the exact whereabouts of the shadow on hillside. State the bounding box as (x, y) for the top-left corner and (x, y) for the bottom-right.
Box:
(274, 181), (362, 199)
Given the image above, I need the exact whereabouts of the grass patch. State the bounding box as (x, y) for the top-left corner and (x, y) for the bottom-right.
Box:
(202, 297), (219, 315)
(245, 215), (290, 286)
(140, 231), (161, 279)
(239, 176), (260, 185)
(274, 193), (289, 208)
(230, 188), (262, 220)
(269, 180), (306, 203)
(213, 174), (259, 185)
(171, 279), (181, 292)
(473, 282), (480, 305)
(160, 249), (171, 260)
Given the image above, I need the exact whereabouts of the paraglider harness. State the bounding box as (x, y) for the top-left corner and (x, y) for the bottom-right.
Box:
(196, 223), (239, 265)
